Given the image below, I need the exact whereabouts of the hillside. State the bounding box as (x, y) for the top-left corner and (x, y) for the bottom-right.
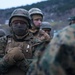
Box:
(0, 0), (75, 30)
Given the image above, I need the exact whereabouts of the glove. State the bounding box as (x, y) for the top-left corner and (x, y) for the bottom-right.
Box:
(3, 47), (25, 65)
(17, 59), (30, 72)
(0, 58), (13, 73)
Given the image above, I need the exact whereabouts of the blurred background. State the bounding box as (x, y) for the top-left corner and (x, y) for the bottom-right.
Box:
(0, 0), (75, 37)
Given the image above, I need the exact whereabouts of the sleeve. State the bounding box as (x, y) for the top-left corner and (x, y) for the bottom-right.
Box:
(0, 47), (25, 73)
(0, 36), (7, 57)
(0, 58), (11, 73)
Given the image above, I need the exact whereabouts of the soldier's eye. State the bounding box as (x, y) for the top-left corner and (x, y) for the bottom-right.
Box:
(12, 20), (28, 25)
(34, 18), (42, 21)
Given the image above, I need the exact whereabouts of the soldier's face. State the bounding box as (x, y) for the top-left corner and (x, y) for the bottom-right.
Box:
(11, 17), (28, 25)
(32, 15), (43, 28)
(11, 20), (28, 27)
(11, 17), (29, 36)
(43, 28), (51, 35)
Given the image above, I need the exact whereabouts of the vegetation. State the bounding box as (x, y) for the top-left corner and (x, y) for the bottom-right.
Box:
(0, 0), (75, 31)
(0, 0), (75, 24)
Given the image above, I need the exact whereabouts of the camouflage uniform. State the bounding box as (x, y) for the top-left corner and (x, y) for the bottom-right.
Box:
(28, 8), (50, 42)
(0, 29), (7, 57)
(29, 8), (51, 58)
(27, 23), (75, 75)
(0, 8), (49, 75)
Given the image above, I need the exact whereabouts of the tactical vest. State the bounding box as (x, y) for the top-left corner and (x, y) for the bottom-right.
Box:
(5, 38), (34, 59)
(1, 32), (48, 75)
(2, 34), (39, 75)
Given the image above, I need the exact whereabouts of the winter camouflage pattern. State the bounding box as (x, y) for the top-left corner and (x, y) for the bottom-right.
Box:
(27, 24), (75, 75)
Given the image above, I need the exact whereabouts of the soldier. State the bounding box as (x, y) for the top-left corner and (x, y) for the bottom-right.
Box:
(0, 8), (51, 75)
(0, 8), (32, 75)
(28, 8), (50, 42)
(27, 22), (75, 75)
(41, 21), (52, 37)
(28, 8), (51, 58)
(68, 16), (75, 25)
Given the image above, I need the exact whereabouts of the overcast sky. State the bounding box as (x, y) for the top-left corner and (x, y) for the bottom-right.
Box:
(0, 0), (44, 9)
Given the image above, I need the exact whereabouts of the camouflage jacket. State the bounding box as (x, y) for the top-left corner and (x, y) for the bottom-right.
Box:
(0, 31), (49, 74)
(29, 28), (51, 42)
(0, 36), (7, 57)
(27, 24), (75, 75)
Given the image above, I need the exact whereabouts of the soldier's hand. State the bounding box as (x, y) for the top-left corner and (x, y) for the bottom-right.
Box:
(7, 47), (25, 61)
(3, 47), (25, 65)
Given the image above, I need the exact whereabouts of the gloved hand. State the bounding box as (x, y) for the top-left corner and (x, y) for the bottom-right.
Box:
(3, 47), (25, 65)
(17, 59), (30, 72)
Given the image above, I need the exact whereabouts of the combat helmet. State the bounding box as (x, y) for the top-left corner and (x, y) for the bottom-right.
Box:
(0, 29), (6, 37)
(68, 16), (75, 21)
(41, 22), (51, 30)
(29, 8), (43, 18)
(68, 16), (75, 25)
(9, 8), (31, 28)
